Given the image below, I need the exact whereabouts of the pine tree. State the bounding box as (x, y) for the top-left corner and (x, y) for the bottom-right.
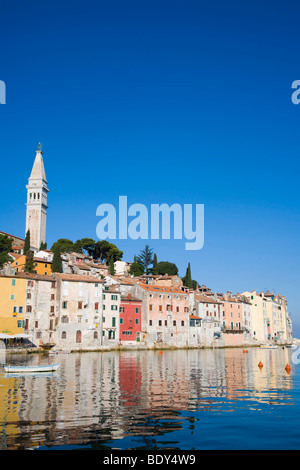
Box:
(152, 253), (158, 275)
(184, 262), (193, 289)
(24, 250), (34, 273)
(109, 257), (115, 275)
(137, 245), (154, 275)
(39, 241), (47, 250)
(24, 230), (31, 254)
(52, 244), (62, 273)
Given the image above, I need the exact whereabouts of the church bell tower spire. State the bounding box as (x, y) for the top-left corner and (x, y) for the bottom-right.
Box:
(25, 143), (49, 250)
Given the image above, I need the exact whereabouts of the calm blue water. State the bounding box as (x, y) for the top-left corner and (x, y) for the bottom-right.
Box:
(0, 347), (299, 450)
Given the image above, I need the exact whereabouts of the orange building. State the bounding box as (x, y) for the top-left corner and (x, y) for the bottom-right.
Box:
(11, 255), (52, 275)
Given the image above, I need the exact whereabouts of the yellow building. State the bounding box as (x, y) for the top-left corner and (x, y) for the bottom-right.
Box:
(0, 275), (27, 336)
(11, 255), (52, 275)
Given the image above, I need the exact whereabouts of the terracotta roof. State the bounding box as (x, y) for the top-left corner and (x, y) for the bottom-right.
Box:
(121, 295), (142, 302)
(0, 231), (25, 241)
(14, 272), (54, 282)
(54, 273), (103, 283)
(34, 257), (52, 263)
(9, 252), (22, 259)
(194, 294), (221, 304)
(189, 314), (202, 320)
(138, 283), (185, 294)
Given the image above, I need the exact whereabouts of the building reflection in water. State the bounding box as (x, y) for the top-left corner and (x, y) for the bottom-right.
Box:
(0, 348), (294, 449)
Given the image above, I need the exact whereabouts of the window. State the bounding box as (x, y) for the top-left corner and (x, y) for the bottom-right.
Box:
(111, 305), (117, 310)
(26, 305), (32, 313)
(159, 305), (162, 311)
(108, 330), (115, 340)
(76, 330), (82, 343)
(95, 302), (99, 310)
(165, 320), (167, 326)
(50, 306), (55, 313)
(62, 331), (67, 339)
(62, 316), (68, 323)
(51, 294), (55, 300)
(13, 307), (17, 314)
(11, 279), (16, 286)
(77, 316), (82, 323)
(120, 307), (124, 313)
(112, 317), (116, 327)
(17, 320), (24, 328)
(176, 306), (179, 312)
(35, 321), (38, 328)
(45, 263), (48, 268)
(149, 304), (153, 311)
(94, 331), (98, 339)
(159, 320), (162, 326)
(173, 320), (176, 326)
(135, 307), (139, 313)
(181, 321), (184, 326)
(120, 318), (123, 324)
(78, 302), (83, 309)
(62, 301), (67, 309)
(111, 295), (118, 300)
(149, 320), (152, 326)
(135, 318), (139, 324)
(19, 307), (23, 313)
(51, 281), (55, 288)
(10, 295), (15, 300)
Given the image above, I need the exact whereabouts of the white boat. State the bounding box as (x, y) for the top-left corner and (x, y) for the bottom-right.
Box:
(260, 344), (278, 349)
(4, 363), (60, 373)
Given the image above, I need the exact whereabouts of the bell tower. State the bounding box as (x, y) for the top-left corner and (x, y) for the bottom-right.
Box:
(25, 143), (49, 250)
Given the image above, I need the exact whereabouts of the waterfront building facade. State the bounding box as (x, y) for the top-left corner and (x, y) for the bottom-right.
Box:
(131, 283), (190, 348)
(0, 275), (26, 338)
(54, 273), (104, 350)
(102, 285), (121, 347)
(119, 293), (142, 344)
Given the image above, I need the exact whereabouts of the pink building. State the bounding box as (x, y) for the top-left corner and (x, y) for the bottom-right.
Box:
(131, 283), (190, 347)
(218, 293), (244, 346)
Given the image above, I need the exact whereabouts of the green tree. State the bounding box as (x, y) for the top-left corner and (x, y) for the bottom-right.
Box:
(52, 244), (62, 273)
(152, 253), (158, 275)
(51, 238), (74, 254)
(0, 234), (13, 268)
(109, 257), (115, 275)
(24, 251), (34, 273)
(137, 245), (154, 274)
(93, 240), (123, 264)
(129, 255), (145, 277)
(157, 261), (178, 276)
(39, 241), (47, 250)
(182, 262), (193, 289)
(76, 238), (96, 257)
(24, 230), (31, 254)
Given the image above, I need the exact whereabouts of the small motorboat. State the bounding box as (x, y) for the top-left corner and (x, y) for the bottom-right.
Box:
(260, 344), (278, 349)
(4, 363), (60, 373)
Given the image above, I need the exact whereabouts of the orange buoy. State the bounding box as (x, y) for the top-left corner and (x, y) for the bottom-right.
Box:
(258, 361), (263, 368)
(246, 350), (248, 353)
(160, 350), (163, 354)
(285, 364), (291, 372)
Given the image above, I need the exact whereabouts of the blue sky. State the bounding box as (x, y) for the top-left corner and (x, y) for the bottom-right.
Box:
(1, 0), (300, 334)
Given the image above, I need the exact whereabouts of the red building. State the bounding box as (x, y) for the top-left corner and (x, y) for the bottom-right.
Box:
(119, 293), (142, 343)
